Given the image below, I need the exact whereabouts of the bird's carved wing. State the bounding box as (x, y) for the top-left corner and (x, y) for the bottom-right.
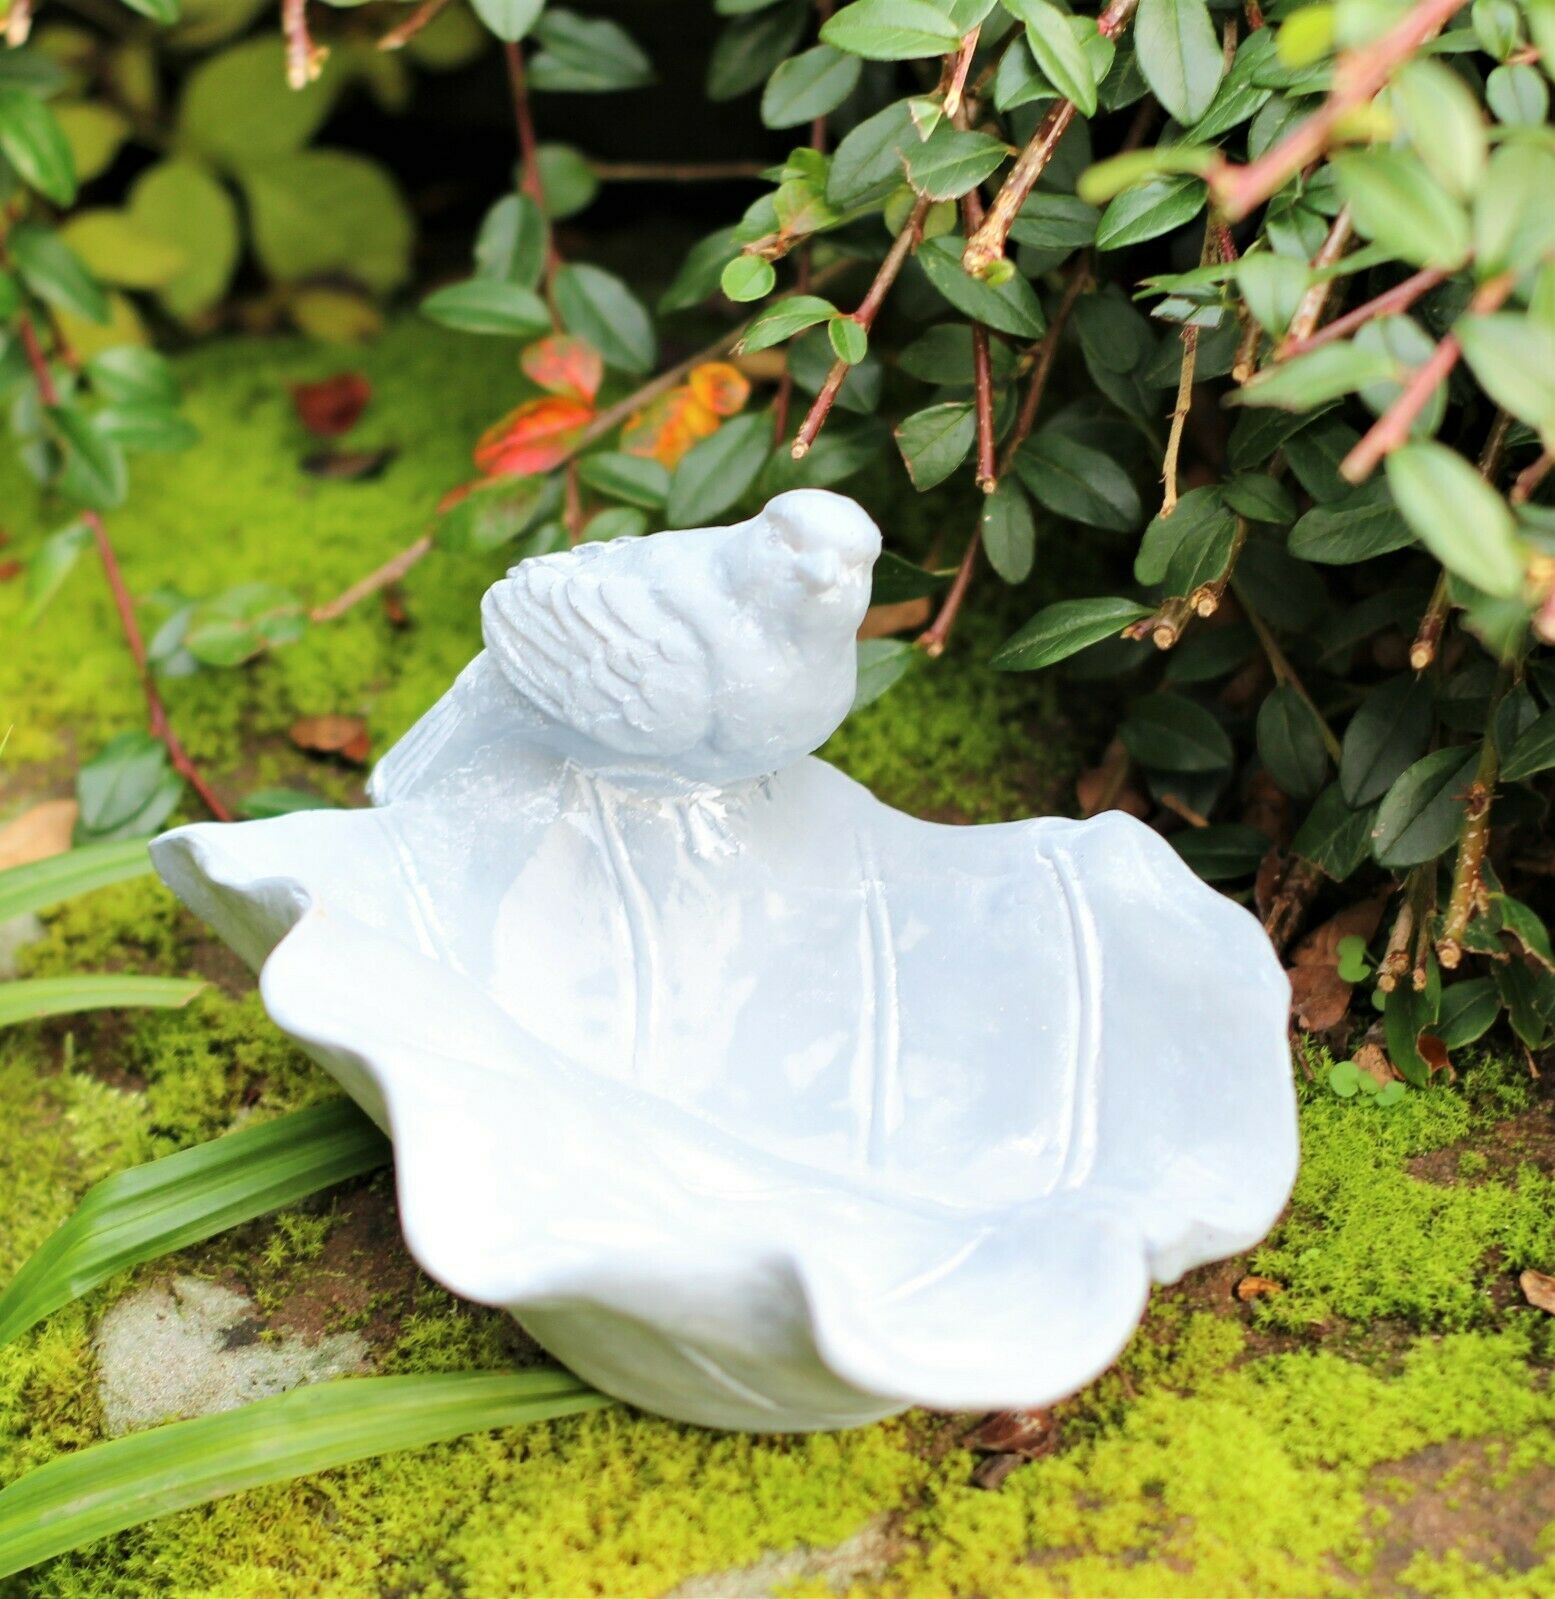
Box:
(481, 545), (714, 758)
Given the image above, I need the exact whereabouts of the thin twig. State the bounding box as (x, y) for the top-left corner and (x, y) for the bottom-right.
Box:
(588, 160), (769, 182)
(916, 264), (1088, 658)
(311, 535), (434, 624)
(1279, 206), (1354, 352)
(1512, 450), (1554, 506)
(963, 0), (1139, 277)
(1208, 0), (1464, 220)
(792, 196), (932, 458)
(1439, 663), (1515, 968)
(16, 314), (231, 821)
(1279, 265), (1446, 361)
(1191, 516), (1248, 618)
(1341, 273), (1517, 484)
(1238, 580), (1342, 761)
(378, 0), (449, 50)
(282, 0), (326, 88)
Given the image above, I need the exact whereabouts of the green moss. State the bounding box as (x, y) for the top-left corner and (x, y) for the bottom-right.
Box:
(3, 320), (1553, 1595)
(1252, 1059), (1555, 1332)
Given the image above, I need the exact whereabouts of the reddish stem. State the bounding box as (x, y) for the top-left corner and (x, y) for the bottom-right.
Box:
(379, 0), (450, 50)
(1279, 265), (1446, 360)
(1341, 272), (1516, 484)
(17, 315), (231, 822)
(792, 195), (932, 458)
(1209, 0), (1464, 220)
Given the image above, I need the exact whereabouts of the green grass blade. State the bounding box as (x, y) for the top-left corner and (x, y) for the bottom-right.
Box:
(0, 839), (154, 923)
(0, 1099), (391, 1347)
(0, 975), (204, 1028)
(0, 1370), (614, 1578)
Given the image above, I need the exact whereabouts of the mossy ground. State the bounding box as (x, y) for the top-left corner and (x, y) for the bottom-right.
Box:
(2, 322), (1554, 1597)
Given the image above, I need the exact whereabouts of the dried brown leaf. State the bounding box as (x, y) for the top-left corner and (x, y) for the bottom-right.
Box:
(1292, 896), (1387, 969)
(0, 798), (78, 871)
(300, 447), (397, 482)
(1520, 1269), (1555, 1314)
(1289, 964), (1352, 1031)
(858, 598), (932, 639)
(289, 714), (370, 767)
(1353, 1043), (1397, 1088)
(1235, 1274), (1284, 1301)
(962, 1408), (1055, 1458)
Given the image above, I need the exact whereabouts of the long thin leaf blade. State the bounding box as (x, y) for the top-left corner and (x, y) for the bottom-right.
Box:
(0, 1370), (613, 1579)
(0, 975), (204, 1028)
(0, 839), (154, 925)
(0, 1100), (390, 1346)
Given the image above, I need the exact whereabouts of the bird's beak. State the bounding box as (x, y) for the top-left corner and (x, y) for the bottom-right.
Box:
(799, 550), (842, 592)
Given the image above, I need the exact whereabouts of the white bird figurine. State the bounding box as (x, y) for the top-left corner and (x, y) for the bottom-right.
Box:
(370, 489), (882, 801)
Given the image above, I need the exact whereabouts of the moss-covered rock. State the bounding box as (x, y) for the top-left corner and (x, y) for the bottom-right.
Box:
(2, 321), (1553, 1597)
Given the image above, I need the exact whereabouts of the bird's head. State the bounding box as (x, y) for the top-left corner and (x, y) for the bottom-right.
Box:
(725, 490), (882, 634)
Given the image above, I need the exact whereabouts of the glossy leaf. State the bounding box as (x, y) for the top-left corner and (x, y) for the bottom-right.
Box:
(0, 975), (203, 1031)
(0, 1100), (387, 1347)
(918, 236), (1047, 336)
(991, 596), (1152, 670)
(1385, 442), (1525, 599)
(0, 87), (76, 205)
(1340, 674), (1434, 807)
(761, 44), (861, 127)
(1372, 747), (1479, 868)
(421, 279), (550, 337)
(554, 264), (656, 373)
(1332, 148), (1471, 271)
(821, 0), (962, 60)
(1135, 0), (1224, 125)
(0, 1370), (611, 1580)
(735, 294), (837, 354)
(980, 478), (1036, 583)
(529, 10), (654, 92)
(1016, 434), (1141, 532)
(666, 410), (771, 527)
(895, 401), (976, 491)
(1003, 0), (1098, 115)
(1120, 692), (1234, 772)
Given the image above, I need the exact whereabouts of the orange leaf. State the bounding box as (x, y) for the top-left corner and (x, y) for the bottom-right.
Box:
(621, 388), (720, 469)
(521, 335), (604, 404)
(474, 396), (595, 479)
(687, 361), (750, 418)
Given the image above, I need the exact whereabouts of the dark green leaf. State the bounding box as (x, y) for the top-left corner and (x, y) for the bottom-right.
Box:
(576, 451), (669, 510)
(1435, 977), (1500, 1049)
(530, 10), (652, 90)
(473, 194), (547, 289)
(1257, 683), (1329, 800)
(1223, 472), (1297, 524)
(1007, 191), (1099, 251)
(1016, 433), (1141, 531)
(1135, 0), (1224, 124)
(895, 401), (976, 490)
(0, 87), (75, 205)
(761, 44), (860, 127)
(980, 477), (1036, 583)
(9, 222), (107, 324)
(238, 790), (333, 819)
(420, 279), (550, 336)
(1003, 0), (1098, 114)
(917, 235), (1046, 337)
(1120, 691), (1233, 772)
(852, 638), (920, 711)
(467, 0), (541, 42)
(182, 583), (305, 667)
(1385, 972), (1439, 1086)
(821, 0), (962, 59)
(710, 0), (808, 97)
(1503, 706), (1555, 782)
(75, 731), (182, 842)
(1288, 478), (1414, 564)
(736, 294), (837, 354)
(86, 347), (179, 407)
(51, 406), (127, 511)
(1372, 747), (1478, 868)
(666, 411), (771, 526)
(1292, 783), (1375, 880)
(871, 550), (947, 603)
(905, 124), (1009, 201)
(659, 226), (742, 312)
(1340, 673), (1434, 807)
(1094, 176), (1206, 251)
(95, 402), (199, 454)
(990, 595), (1152, 670)
(826, 98), (916, 208)
(554, 264), (656, 373)
(1170, 823), (1271, 880)
(1134, 485), (1233, 584)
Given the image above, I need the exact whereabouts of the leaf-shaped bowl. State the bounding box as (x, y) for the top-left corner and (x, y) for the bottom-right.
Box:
(153, 734), (1295, 1433)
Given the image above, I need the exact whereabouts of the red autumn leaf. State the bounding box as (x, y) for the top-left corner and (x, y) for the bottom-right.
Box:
(521, 335), (604, 405)
(687, 360), (751, 418)
(621, 388), (720, 469)
(474, 396), (595, 479)
(0, 560), (22, 583)
(291, 373), (372, 438)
